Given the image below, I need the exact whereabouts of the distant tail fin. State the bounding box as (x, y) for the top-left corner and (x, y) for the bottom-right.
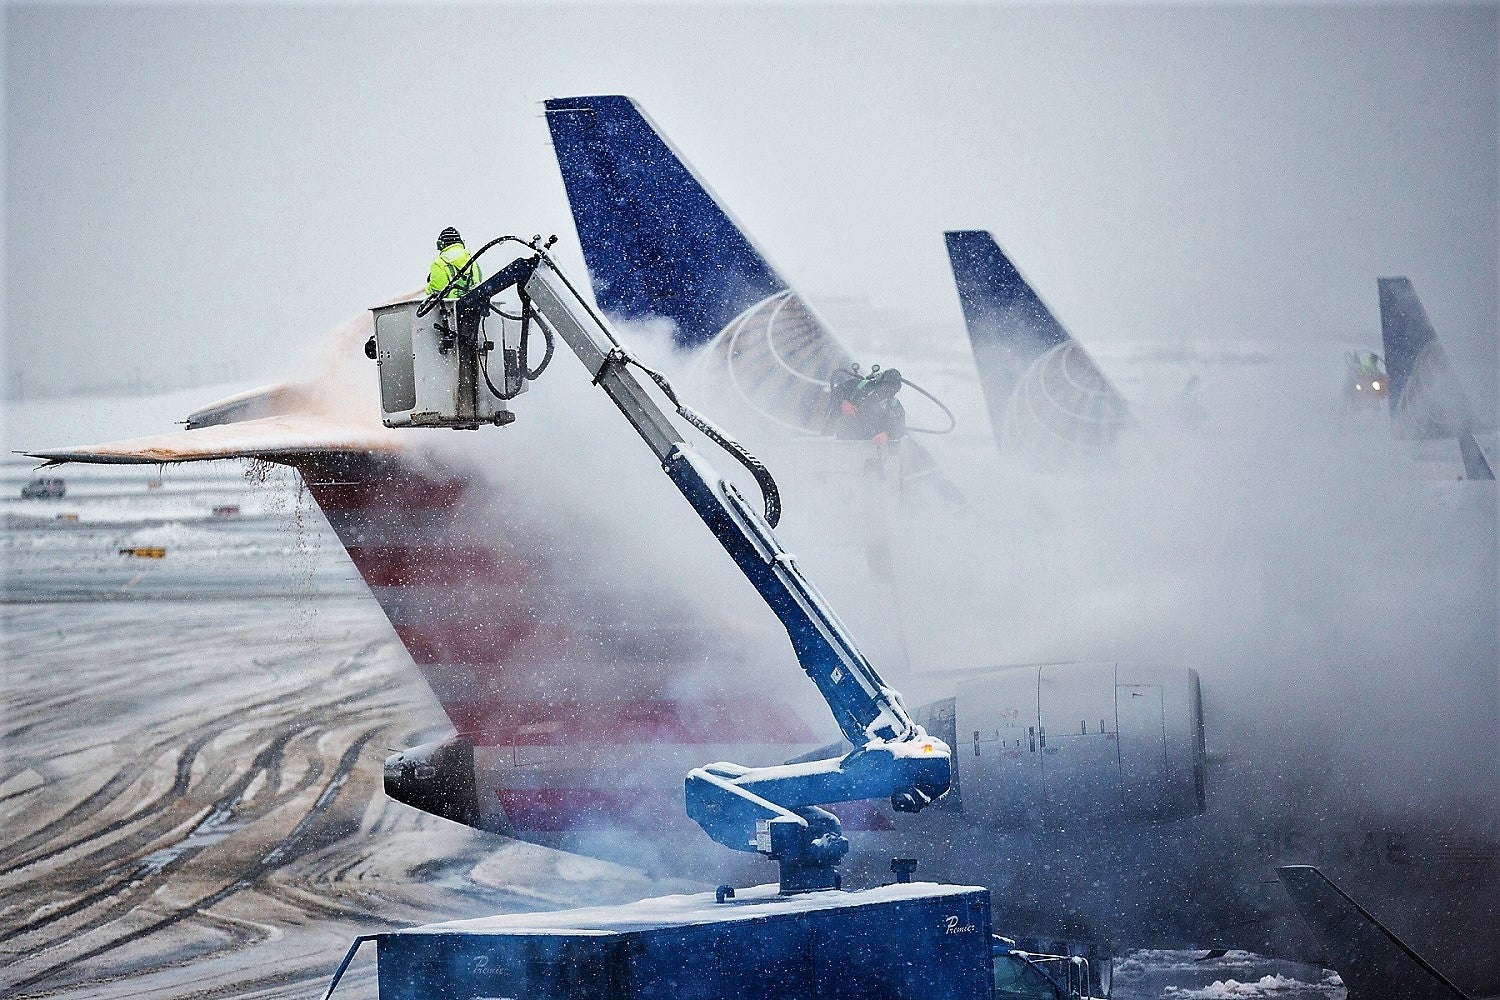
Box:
(1377, 279), (1486, 445)
(943, 230), (1129, 458)
(945, 230), (1071, 361)
(545, 93), (875, 445)
(1379, 277), (1442, 424)
(544, 95), (789, 350)
(1276, 865), (1471, 999)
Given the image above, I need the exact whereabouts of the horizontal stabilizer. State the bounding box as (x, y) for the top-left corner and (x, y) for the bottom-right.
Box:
(1276, 865), (1470, 999)
(545, 95), (788, 349)
(23, 299), (406, 468)
(24, 413), (398, 466)
(24, 378), (399, 467)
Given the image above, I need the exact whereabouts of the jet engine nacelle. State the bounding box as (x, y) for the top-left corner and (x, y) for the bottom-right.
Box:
(915, 662), (1205, 828)
(385, 663), (1206, 845)
(385, 735), (511, 835)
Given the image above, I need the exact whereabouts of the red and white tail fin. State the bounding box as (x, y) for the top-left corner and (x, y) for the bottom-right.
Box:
(26, 302), (827, 865)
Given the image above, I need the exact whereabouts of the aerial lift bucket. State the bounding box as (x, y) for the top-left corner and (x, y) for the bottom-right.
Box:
(370, 298), (521, 429)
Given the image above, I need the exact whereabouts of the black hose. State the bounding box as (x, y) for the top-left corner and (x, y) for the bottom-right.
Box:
(480, 342), (516, 402)
(899, 375), (957, 434)
(620, 352), (783, 528)
(523, 251), (783, 525)
(478, 305), (556, 403)
(520, 303), (555, 381)
(687, 407), (784, 529)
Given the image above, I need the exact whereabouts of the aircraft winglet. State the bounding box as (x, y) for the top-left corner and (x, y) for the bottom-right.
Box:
(1276, 865), (1471, 999)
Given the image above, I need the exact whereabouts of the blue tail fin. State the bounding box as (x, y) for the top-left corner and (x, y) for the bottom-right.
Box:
(945, 230), (1071, 363)
(944, 231), (1128, 457)
(544, 94), (863, 439)
(1378, 277), (1441, 421)
(1378, 279), (1479, 438)
(544, 96), (788, 350)
(545, 96), (961, 502)
(1377, 278), (1493, 479)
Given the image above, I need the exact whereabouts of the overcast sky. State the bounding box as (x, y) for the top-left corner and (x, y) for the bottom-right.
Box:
(4, 3), (1496, 416)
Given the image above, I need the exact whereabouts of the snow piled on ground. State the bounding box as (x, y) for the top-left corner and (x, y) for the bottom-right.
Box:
(1114, 950), (1346, 1000)
(1164, 973), (1344, 998)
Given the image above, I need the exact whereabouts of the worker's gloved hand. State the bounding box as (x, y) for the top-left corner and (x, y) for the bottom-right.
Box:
(364, 336), (377, 360)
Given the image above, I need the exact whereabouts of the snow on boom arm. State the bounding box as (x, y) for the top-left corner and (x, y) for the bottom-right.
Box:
(371, 237), (950, 893)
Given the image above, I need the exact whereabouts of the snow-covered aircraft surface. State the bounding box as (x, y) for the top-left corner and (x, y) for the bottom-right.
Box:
(29, 95), (1497, 998)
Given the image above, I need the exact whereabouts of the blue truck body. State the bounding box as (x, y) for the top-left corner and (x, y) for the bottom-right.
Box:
(360, 883), (994, 1000)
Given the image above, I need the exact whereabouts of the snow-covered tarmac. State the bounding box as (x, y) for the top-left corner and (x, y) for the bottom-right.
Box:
(0, 464), (1343, 998)
(0, 467), (687, 997)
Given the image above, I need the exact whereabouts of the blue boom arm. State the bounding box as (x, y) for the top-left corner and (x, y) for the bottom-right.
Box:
(457, 247), (951, 891)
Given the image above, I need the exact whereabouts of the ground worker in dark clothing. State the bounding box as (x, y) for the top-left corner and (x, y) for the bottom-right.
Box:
(825, 365), (906, 446)
(428, 227), (481, 297)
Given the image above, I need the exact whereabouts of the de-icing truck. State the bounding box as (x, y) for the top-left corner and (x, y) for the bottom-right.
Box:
(327, 235), (1095, 1000)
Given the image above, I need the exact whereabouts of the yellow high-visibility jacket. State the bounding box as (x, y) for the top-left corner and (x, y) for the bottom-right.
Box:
(428, 243), (481, 297)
